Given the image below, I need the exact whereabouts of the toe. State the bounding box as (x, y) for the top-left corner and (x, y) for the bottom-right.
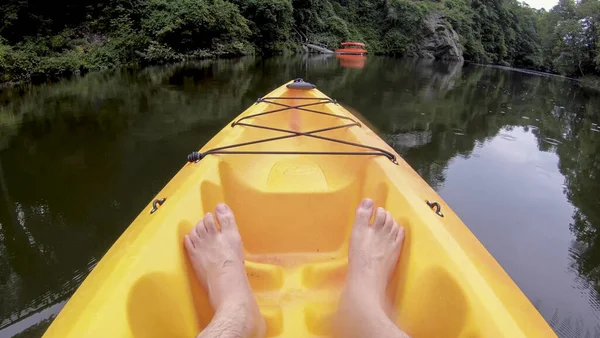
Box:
(373, 207), (386, 228)
(395, 225), (405, 244)
(203, 213), (218, 234)
(383, 211), (394, 233)
(354, 198), (374, 227)
(191, 222), (204, 245)
(390, 220), (400, 239)
(184, 235), (195, 251)
(215, 203), (238, 233)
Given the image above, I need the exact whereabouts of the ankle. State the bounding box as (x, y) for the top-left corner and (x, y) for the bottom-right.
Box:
(215, 298), (247, 311)
(212, 292), (255, 312)
(346, 272), (385, 296)
(340, 280), (388, 317)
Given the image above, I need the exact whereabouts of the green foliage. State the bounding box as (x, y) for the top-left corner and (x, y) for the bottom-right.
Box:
(1, 0), (600, 83)
(0, 17), (151, 82)
(87, 18), (149, 68)
(142, 0), (250, 52)
(510, 2), (544, 68)
(381, 0), (428, 54)
(290, 0), (428, 53)
(235, 0), (294, 53)
(581, 75), (600, 90)
(0, 40), (35, 82)
(291, 0), (350, 48)
(442, 0), (541, 66)
(537, 0), (600, 76)
(137, 41), (183, 65)
(35, 51), (87, 77)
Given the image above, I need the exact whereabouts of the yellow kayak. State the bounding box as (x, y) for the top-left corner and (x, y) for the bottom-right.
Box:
(44, 80), (555, 337)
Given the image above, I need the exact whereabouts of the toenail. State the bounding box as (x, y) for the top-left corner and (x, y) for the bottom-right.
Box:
(361, 198), (374, 208)
(216, 204), (228, 214)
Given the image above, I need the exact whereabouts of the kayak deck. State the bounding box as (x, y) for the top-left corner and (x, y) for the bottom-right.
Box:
(44, 80), (555, 337)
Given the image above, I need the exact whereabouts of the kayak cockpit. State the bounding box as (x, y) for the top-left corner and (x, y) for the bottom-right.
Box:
(44, 80), (555, 338)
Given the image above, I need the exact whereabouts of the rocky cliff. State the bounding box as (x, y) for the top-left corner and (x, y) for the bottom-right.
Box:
(408, 13), (463, 61)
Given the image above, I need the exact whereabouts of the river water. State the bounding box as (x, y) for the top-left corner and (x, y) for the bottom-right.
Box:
(0, 56), (599, 337)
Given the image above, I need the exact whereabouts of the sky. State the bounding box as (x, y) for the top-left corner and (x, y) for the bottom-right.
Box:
(523, 0), (559, 10)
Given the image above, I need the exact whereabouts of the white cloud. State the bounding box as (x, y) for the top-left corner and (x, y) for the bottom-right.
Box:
(523, 0), (558, 10)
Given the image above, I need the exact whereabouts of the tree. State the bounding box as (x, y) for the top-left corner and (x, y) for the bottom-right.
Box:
(578, 0), (600, 70)
(233, 0), (294, 53)
(536, 0), (600, 76)
(142, 0), (250, 53)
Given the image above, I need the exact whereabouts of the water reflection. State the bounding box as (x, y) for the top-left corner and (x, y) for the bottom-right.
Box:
(336, 55), (366, 69)
(0, 56), (599, 337)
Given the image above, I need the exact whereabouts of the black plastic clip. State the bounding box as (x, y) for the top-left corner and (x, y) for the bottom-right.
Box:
(187, 152), (202, 163)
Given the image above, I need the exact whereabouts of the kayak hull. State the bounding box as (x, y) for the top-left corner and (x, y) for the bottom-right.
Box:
(44, 81), (555, 337)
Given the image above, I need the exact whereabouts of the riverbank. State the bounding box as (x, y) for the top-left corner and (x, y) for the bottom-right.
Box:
(3, 49), (599, 93)
(0, 36), (259, 87)
(470, 62), (600, 92)
(0, 23), (264, 87)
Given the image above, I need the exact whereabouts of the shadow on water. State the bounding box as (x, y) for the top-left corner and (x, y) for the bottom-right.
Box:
(0, 55), (599, 337)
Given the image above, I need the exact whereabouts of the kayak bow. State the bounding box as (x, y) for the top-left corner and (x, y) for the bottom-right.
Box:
(45, 79), (555, 338)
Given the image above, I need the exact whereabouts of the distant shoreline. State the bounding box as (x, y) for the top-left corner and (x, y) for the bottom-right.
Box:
(467, 62), (573, 80)
(467, 62), (600, 92)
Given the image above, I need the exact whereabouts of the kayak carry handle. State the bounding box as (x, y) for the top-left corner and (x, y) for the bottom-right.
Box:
(286, 78), (316, 90)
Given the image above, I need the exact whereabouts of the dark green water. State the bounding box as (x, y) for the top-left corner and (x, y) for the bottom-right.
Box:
(1, 56), (599, 337)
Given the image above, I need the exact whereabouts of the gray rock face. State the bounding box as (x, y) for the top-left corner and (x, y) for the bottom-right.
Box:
(410, 12), (464, 61)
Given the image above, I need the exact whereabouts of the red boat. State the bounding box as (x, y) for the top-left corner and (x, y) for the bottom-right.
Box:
(335, 42), (368, 55)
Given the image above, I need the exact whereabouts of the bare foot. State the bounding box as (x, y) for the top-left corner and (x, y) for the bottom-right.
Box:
(334, 198), (408, 338)
(184, 203), (265, 338)
(347, 198), (404, 304)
